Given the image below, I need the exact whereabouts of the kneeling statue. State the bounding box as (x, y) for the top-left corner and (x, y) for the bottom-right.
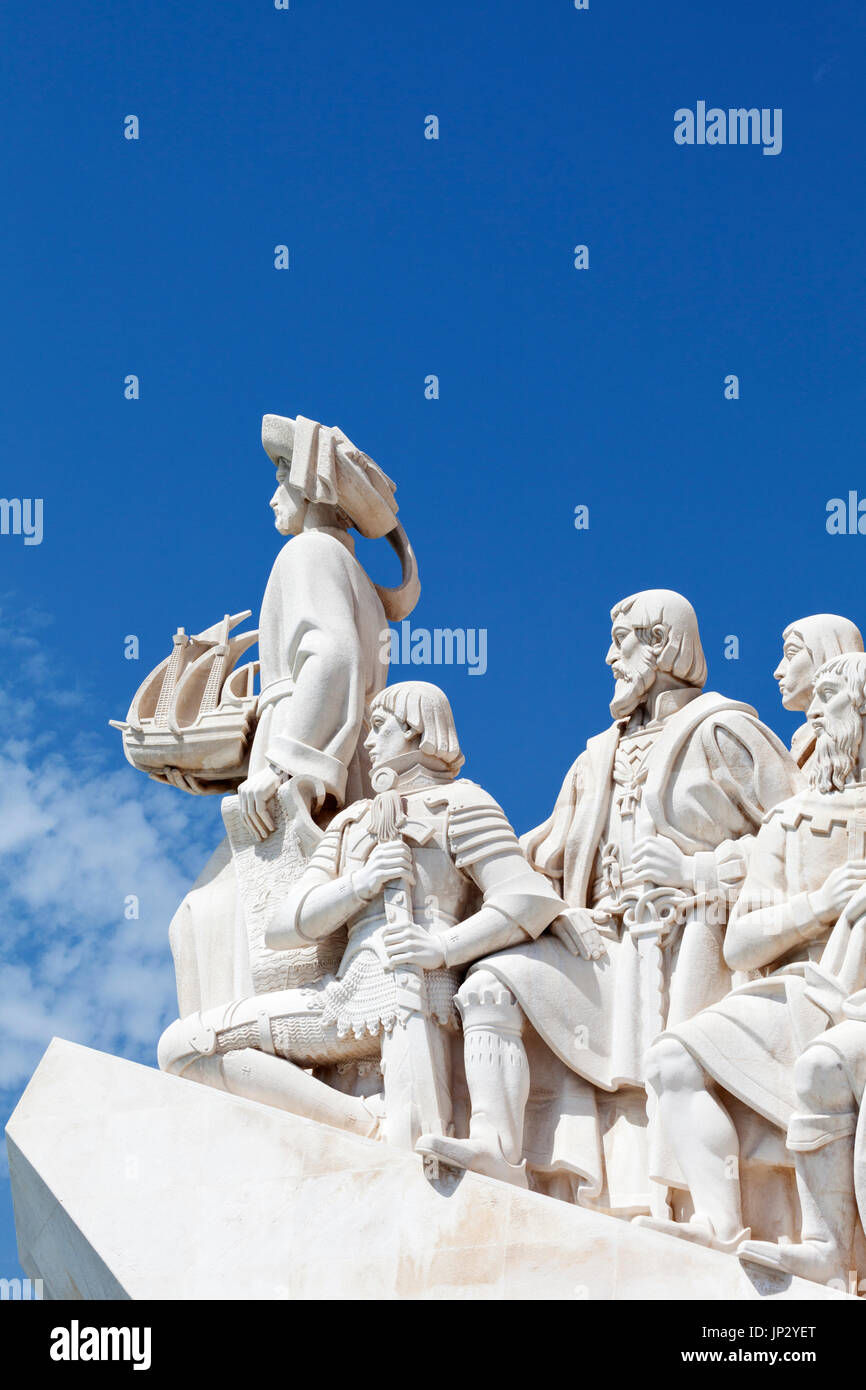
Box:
(158, 680), (565, 1155)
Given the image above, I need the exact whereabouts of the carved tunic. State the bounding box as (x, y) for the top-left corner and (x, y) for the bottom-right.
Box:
(589, 725), (658, 911)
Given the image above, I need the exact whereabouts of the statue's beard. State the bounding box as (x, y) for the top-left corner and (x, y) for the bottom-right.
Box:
(609, 649), (657, 719)
(809, 711), (863, 793)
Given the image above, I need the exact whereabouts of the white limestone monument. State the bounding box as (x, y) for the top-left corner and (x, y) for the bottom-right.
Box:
(6, 416), (864, 1300)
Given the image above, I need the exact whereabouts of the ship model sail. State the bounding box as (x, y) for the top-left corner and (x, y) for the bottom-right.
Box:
(110, 611), (259, 793)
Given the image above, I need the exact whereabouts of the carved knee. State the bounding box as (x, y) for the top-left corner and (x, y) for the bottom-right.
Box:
(457, 968), (522, 1036)
(157, 1012), (218, 1076)
(793, 1043), (854, 1114)
(645, 1036), (704, 1095)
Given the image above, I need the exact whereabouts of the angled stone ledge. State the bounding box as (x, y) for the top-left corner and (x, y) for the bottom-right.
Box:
(6, 1039), (850, 1301)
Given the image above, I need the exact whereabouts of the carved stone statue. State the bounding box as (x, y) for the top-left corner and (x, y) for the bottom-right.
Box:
(419, 591), (800, 1214)
(640, 652), (866, 1263)
(160, 415), (420, 1019)
(157, 681), (565, 1150)
(774, 614), (863, 771)
(100, 420), (866, 1295)
(237, 413), (419, 839)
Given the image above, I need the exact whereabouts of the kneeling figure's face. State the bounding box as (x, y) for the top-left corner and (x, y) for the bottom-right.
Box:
(365, 708), (420, 772)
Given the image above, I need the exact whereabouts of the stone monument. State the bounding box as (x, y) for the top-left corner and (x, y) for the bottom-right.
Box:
(6, 418), (865, 1300)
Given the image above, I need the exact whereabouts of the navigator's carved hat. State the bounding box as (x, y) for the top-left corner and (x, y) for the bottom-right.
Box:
(262, 413), (398, 540)
(262, 412), (420, 622)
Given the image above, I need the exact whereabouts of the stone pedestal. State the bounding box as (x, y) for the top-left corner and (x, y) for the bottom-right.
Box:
(6, 1039), (850, 1301)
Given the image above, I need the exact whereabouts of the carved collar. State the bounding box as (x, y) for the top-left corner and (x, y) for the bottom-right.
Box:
(373, 761), (454, 792)
(619, 685), (702, 735)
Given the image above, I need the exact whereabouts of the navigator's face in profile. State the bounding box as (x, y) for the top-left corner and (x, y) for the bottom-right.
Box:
(270, 455), (306, 536)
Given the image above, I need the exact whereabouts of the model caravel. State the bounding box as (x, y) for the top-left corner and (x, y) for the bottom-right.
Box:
(110, 611), (259, 792)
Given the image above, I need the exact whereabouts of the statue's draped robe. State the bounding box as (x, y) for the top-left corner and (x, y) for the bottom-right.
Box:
(476, 690), (799, 1212)
(170, 530), (387, 1017)
(253, 529), (387, 805)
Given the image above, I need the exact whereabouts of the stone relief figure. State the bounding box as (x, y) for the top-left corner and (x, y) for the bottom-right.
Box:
(774, 614), (863, 772)
(157, 682), (565, 1151)
(238, 414), (420, 836)
(419, 591), (799, 1213)
(163, 415), (420, 1019)
(640, 653), (866, 1265)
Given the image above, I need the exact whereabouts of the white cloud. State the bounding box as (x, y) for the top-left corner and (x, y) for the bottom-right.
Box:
(0, 615), (222, 1114)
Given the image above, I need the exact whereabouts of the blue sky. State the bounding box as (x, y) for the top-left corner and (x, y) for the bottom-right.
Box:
(2, 0), (866, 1279)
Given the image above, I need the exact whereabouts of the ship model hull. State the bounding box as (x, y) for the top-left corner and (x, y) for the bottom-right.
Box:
(111, 612), (260, 794)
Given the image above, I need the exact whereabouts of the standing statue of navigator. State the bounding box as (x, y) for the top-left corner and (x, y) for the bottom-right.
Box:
(167, 414), (420, 1017)
(419, 590), (800, 1211)
(236, 414), (419, 836)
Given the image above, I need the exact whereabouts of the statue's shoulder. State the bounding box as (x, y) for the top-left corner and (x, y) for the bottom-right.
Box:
(274, 530), (355, 573)
(416, 777), (513, 831)
(427, 779), (521, 867)
(428, 777), (505, 817)
(690, 691), (790, 753)
(687, 690), (757, 727)
(564, 730), (609, 779)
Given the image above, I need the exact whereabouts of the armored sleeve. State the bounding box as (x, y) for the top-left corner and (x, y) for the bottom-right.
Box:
(448, 798), (522, 872)
(304, 825), (343, 880)
(266, 815), (362, 950)
(440, 791), (566, 967)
